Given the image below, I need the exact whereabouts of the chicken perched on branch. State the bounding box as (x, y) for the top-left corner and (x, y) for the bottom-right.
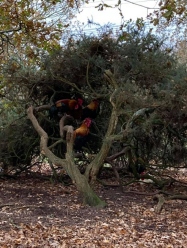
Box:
(49, 98), (83, 120)
(81, 99), (100, 120)
(74, 118), (92, 151)
(55, 98), (83, 111)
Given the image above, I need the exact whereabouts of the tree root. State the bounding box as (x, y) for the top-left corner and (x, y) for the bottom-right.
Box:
(153, 192), (187, 214)
(153, 194), (165, 214)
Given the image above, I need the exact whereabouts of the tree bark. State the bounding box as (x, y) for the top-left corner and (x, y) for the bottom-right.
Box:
(154, 194), (165, 213)
(27, 106), (106, 207)
(85, 71), (122, 181)
(85, 106), (119, 181)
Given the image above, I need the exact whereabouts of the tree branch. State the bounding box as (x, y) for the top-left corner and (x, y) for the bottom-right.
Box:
(35, 105), (51, 112)
(106, 146), (130, 161)
(59, 115), (74, 138)
(0, 22), (22, 34)
(27, 106), (67, 168)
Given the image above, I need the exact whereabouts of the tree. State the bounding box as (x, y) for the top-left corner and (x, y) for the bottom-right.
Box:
(0, 0), (80, 121)
(150, 0), (187, 25)
(0, 0), (78, 55)
(174, 36), (187, 64)
(0, 0), (80, 103)
(24, 24), (186, 205)
(0, 0), (81, 177)
(1, 21), (187, 206)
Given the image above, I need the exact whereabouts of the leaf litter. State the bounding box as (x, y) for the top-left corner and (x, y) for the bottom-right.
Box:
(0, 173), (187, 247)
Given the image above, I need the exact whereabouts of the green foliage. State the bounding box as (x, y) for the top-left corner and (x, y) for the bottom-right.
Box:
(0, 117), (40, 174)
(1, 22), (187, 179)
(150, 0), (187, 25)
(0, 0), (79, 78)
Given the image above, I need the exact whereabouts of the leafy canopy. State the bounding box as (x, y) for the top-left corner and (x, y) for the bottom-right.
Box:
(0, 0), (79, 57)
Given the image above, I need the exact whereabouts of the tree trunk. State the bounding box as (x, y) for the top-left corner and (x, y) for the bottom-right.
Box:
(84, 70), (124, 182)
(85, 103), (119, 181)
(65, 135), (106, 207)
(27, 106), (106, 207)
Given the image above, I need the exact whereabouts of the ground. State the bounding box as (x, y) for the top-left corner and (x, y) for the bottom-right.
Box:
(0, 167), (187, 247)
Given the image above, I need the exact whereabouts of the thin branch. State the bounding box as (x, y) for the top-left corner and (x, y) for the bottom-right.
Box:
(104, 70), (118, 89)
(124, 0), (159, 10)
(48, 139), (65, 150)
(35, 105), (51, 112)
(86, 61), (98, 95)
(0, 22), (22, 34)
(106, 146), (130, 161)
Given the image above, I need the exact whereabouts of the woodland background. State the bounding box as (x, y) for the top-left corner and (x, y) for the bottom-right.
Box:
(0, 0), (187, 246)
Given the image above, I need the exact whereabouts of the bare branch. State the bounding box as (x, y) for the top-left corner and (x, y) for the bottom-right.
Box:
(35, 105), (51, 112)
(105, 146), (130, 162)
(59, 115), (74, 138)
(27, 106), (67, 168)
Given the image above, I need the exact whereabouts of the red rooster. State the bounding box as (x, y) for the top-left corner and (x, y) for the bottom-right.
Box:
(55, 98), (83, 119)
(74, 118), (92, 151)
(81, 99), (100, 120)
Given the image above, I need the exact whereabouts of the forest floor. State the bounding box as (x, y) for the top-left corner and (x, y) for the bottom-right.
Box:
(0, 165), (187, 247)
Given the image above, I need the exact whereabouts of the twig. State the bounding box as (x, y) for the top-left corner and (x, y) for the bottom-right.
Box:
(0, 203), (15, 208)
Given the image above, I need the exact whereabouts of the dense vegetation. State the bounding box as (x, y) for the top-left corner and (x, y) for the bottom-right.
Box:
(0, 22), (187, 205)
(0, 1), (187, 206)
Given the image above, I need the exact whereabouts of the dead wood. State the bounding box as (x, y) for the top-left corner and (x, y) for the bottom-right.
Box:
(153, 194), (165, 214)
(168, 195), (187, 200)
(0, 203), (15, 208)
(153, 192), (187, 214)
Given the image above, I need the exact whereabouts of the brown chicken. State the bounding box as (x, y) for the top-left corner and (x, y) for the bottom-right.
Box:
(81, 99), (100, 120)
(74, 118), (92, 136)
(55, 98), (82, 109)
(74, 118), (92, 151)
(55, 98), (83, 119)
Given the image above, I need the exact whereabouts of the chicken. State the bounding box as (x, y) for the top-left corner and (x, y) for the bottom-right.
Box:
(49, 105), (59, 120)
(128, 157), (146, 179)
(55, 98), (82, 110)
(74, 118), (92, 151)
(50, 98), (83, 120)
(128, 164), (146, 174)
(81, 99), (100, 120)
